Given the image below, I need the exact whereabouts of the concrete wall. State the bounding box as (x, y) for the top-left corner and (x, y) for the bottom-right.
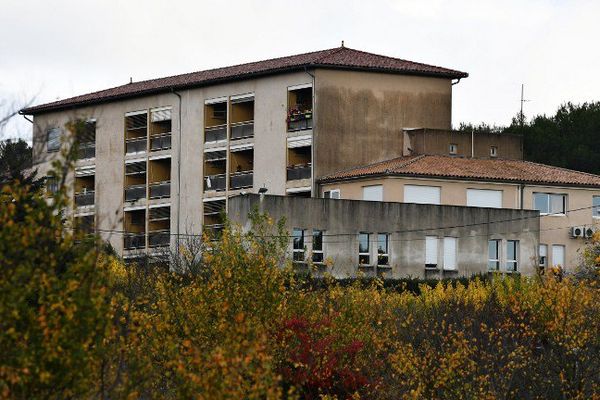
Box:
(404, 129), (523, 159)
(313, 69), (453, 178)
(320, 176), (600, 269)
(228, 194), (540, 278)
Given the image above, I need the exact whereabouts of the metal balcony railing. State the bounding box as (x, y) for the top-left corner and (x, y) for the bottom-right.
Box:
(149, 181), (171, 199)
(150, 134), (171, 151)
(78, 143), (96, 160)
(287, 116), (312, 132)
(286, 164), (312, 181)
(230, 171), (253, 190)
(125, 185), (146, 202)
(125, 137), (147, 154)
(124, 233), (146, 250)
(75, 191), (95, 207)
(149, 230), (170, 247)
(204, 174), (226, 191)
(205, 125), (227, 142)
(230, 121), (254, 140)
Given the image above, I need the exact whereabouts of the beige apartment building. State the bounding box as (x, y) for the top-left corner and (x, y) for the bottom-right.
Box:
(318, 155), (600, 271)
(23, 46), (468, 258)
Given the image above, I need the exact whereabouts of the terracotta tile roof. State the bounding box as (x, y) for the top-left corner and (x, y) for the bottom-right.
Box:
(318, 155), (600, 188)
(21, 47), (468, 115)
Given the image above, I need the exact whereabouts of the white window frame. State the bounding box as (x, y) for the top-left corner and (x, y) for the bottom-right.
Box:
(324, 189), (340, 199)
(533, 192), (567, 216)
(539, 244), (548, 268)
(466, 189), (503, 208)
(362, 185), (383, 202)
(311, 229), (324, 264)
(443, 237), (457, 271)
(358, 232), (371, 265)
(506, 240), (519, 272)
(404, 185), (441, 205)
(425, 236), (438, 268)
(292, 228), (305, 263)
(488, 239), (501, 271)
(552, 244), (565, 268)
(377, 233), (390, 267)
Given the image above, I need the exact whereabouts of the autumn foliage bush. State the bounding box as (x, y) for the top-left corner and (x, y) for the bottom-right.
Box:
(1, 156), (600, 398)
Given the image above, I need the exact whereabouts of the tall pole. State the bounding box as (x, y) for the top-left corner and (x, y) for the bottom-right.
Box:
(520, 84), (524, 127)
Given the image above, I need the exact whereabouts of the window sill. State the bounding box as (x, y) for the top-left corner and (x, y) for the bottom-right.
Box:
(377, 264), (392, 269)
(540, 213), (566, 217)
(358, 264), (374, 269)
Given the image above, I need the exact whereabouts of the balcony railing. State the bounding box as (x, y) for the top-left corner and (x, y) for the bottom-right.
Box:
(150, 134), (171, 151)
(230, 171), (253, 190)
(149, 181), (171, 199)
(149, 230), (170, 247)
(126, 137), (147, 154)
(75, 191), (95, 207)
(205, 125), (227, 142)
(286, 164), (312, 181)
(230, 121), (254, 140)
(204, 174), (226, 191)
(124, 233), (146, 250)
(78, 143), (96, 160)
(287, 112), (313, 132)
(125, 185), (146, 202)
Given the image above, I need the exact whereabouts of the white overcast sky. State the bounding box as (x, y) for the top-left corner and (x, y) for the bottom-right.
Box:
(1, 0), (599, 141)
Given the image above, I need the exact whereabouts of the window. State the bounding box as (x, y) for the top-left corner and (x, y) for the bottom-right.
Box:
(47, 128), (61, 152)
(443, 237), (457, 270)
(449, 143), (458, 155)
(552, 245), (565, 267)
(506, 240), (519, 272)
(593, 196), (600, 218)
(362, 185), (383, 202)
(312, 230), (324, 263)
(488, 239), (500, 271)
(292, 228), (305, 262)
(324, 189), (340, 199)
(377, 233), (389, 266)
(490, 146), (498, 158)
(359, 233), (370, 265)
(404, 185), (441, 205)
(425, 236), (438, 268)
(466, 189), (503, 208)
(539, 244), (548, 268)
(533, 193), (566, 215)
(46, 176), (59, 194)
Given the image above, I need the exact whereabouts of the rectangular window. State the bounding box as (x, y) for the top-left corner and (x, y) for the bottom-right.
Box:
(362, 185), (383, 202)
(377, 233), (389, 266)
(443, 237), (457, 270)
(404, 185), (441, 205)
(466, 189), (503, 208)
(292, 228), (305, 262)
(46, 176), (59, 194)
(312, 229), (324, 263)
(490, 146), (498, 158)
(47, 128), (61, 152)
(359, 233), (370, 265)
(425, 236), (438, 268)
(539, 244), (548, 268)
(506, 240), (519, 272)
(488, 239), (500, 271)
(552, 245), (565, 267)
(449, 143), (458, 155)
(593, 196), (600, 218)
(533, 193), (566, 215)
(324, 189), (340, 199)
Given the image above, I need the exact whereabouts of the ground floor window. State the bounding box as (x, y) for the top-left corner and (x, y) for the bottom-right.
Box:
(506, 240), (519, 272)
(292, 228), (305, 262)
(552, 244), (565, 268)
(488, 239), (500, 271)
(377, 233), (389, 266)
(359, 233), (370, 265)
(312, 229), (324, 263)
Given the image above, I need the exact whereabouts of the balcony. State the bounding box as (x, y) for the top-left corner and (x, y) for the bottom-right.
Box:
(204, 174), (226, 191)
(287, 115), (312, 132)
(230, 121), (254, 140)
(75, 191), (95, 207)
(149, 230), (170, 247)
(230, 171), (253, 190)
(205, 125), (227, 142)
(126, 137), (146, 154)
(149, 181), (171, 199)
(78, 143), (96, 160)
(287, 164), (311, 181)
(125, 185), (146, 202)
(150, 134), (171, 151)
(124, 233), (146, 250)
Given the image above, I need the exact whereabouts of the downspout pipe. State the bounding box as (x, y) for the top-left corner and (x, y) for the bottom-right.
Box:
(171, 89), (183, 249)
(304, 66), (316, 197)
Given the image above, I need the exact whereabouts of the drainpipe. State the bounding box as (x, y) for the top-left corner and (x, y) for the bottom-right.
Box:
(471, 128), (474, 158)
(304, 66), (316, 197)
(520, 183), (525, 209)
(172, 89), (183, 248)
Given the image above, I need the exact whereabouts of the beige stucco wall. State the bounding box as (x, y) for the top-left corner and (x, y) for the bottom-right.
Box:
(321, 177), (600, 270)
(314, 69), (453, 178)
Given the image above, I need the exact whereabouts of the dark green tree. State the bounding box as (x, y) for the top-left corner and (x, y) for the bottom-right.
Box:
(0, 138), (43, 190)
